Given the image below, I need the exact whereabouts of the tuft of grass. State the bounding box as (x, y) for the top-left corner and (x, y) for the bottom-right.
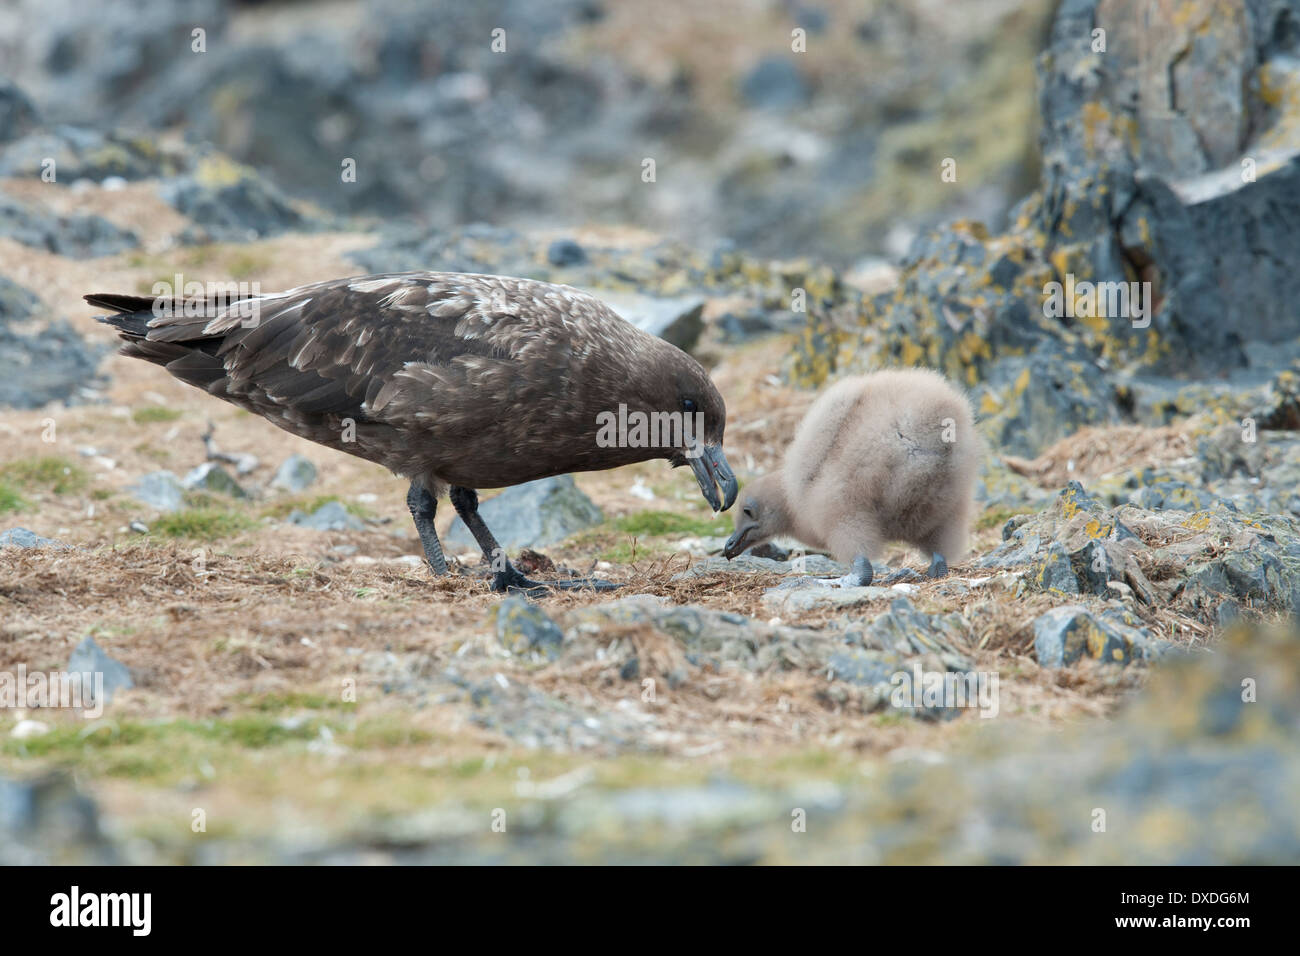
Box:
(132, 406), (183, 424)
(152, 507), (255, 540)
(0, 481), (26, 514)
(0, 456), (89, 495)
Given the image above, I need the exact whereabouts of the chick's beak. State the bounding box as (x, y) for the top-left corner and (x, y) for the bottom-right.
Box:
(722, 525), (751, 560)
(687, 441), (738, 513)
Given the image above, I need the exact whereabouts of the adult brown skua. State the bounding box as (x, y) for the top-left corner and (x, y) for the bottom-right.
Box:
(87, 272), (737, 595)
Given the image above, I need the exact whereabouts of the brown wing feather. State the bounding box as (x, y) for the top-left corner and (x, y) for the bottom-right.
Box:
(86, 272), (651, 481)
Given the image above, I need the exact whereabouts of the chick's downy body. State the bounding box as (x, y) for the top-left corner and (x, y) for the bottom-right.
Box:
(726, 368), (979, 578)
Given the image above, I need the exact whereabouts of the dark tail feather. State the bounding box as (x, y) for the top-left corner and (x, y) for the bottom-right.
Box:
(85, 293), (158, 339)
(84, 293), (159, 314)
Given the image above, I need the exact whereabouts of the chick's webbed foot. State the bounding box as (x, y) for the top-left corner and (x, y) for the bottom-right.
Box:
(817, 555), (874, 588)
(926, 552), (949, 578)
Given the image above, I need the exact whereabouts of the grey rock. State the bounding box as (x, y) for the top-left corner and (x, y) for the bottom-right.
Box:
(0, 80), (38, 144)
(271, 454), (318, 493)
(1199, 422), (1269, 482)
(0, 126), (187, 181)
(288, 500), (366, 532)
(826, 649), (907, 687)
(128, 471), (185, 513)
(762, 584), (894, 614)
(182, 462), (247, 498)
(739, 57), (809, 110)
(1128, 481), (1237, 513)
(159, 171), (316, 242)
(0, 277), (106, 409)
(0, 773), (116, 865)
(440, 666), (650, 754)
(863, 598), (972, 663)
(444, 475), (602, 552)
(0, 190), (139, 257)
(0, 274), (39, 321)
(546, 238), (587, 267)
(66, 636), (134, 704)
(0, 528), (68, 549)
(673, 553), (847, 580)
(496, 595), (565, 660)
(593, 291), (706, 353)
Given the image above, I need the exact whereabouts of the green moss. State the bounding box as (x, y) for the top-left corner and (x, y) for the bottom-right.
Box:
(0, 456), (90, 495)
(0, 481), (26, 514)
(236, 691), (356, 713)
(152, 508), (255, 540)
(349, 721), (439, 749)
(975, 506), (1035, 531)
(259, 495), (374, 520)
(3, 715), (325, 776)
(613, 511), (730, 537)
(132, 406), (183, 424)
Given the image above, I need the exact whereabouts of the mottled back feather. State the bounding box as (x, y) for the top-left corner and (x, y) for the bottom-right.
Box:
(88, 272), (724, 490)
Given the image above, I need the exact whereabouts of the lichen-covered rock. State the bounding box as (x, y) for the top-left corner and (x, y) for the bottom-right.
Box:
(1031, 0), (1300, 375)
(158, 155), (327, 242)
(791, 0), (1300, 456)
(1128, 481), (1238, 513)
(496, 595), (564, 661)
(974, 344), (1120, 457)
(1033, 604), (1168, 667)
(0, 124), (189, 181)
(1252, 366), (1300, 431)
(983, 480), (1300, 622)
(861, 597), (972, 665)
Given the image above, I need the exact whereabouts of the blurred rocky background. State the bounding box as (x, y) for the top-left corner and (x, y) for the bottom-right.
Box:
(0, 0), (1053, 263)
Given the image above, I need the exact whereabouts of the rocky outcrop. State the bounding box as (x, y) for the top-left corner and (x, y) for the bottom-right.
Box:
(794, 0), (1300, 455)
